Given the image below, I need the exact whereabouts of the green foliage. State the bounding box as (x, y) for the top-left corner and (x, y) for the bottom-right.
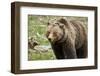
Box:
(28, 15), (50, 45)
(28, 15), (56, 61)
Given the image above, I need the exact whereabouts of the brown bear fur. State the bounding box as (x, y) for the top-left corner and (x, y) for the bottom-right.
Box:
(46, 18), (87, 59)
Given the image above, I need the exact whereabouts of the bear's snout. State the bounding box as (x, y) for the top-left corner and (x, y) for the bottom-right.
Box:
(48, 33), (55, 42)
(48, 35), (53, 41)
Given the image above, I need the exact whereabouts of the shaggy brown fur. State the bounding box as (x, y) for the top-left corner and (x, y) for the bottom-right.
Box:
(46, 18), (87, 59)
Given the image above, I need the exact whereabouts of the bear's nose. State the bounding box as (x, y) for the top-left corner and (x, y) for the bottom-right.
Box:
(48, 38), (51, 41)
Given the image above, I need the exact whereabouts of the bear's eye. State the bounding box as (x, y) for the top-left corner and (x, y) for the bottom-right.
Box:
(53, 32), (57, 36)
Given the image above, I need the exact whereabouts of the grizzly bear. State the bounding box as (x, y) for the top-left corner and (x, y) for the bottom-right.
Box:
(46, 18), (87, 59)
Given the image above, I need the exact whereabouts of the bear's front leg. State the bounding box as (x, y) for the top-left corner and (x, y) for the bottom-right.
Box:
(51, 44), (65, 59)
(63, 45), (77, 59)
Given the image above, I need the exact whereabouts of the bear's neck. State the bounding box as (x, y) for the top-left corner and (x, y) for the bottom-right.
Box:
(53, 37), (67, 45)
(52, 41), (64, 46)
(56, 28), (67, 43)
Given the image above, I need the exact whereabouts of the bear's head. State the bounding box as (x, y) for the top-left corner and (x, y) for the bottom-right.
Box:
(46, 18), (67, 43)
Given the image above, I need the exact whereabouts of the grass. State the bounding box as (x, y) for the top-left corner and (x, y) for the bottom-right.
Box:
(28, 49), (56, 60)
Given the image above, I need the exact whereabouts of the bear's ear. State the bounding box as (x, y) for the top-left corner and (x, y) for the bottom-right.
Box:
(58, 18), (67, 25)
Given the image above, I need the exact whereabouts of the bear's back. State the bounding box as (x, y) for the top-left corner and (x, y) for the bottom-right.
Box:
(70, 20), (87, 49)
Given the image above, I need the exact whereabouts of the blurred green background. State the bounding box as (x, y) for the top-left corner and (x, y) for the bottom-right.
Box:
(28, 15), (87, 61)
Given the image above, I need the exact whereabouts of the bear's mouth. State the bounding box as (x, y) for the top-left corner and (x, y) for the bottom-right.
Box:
(48, 38), (56, 44)
(49, 38), (61, 44)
